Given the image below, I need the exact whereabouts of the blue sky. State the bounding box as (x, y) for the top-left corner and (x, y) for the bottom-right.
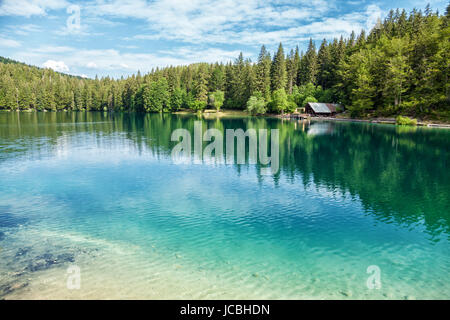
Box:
(0, 0), (448, 79)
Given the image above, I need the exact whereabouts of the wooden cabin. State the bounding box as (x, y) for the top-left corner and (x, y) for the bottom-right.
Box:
(305, 103), (339, 116)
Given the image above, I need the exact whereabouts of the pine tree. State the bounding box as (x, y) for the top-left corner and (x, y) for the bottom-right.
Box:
(345, 50), (376, 116)
(383, 38), (411, 107)
(317, 39), (332, 88)
(286, 49), (298, 94)
(209, 64), (225, 92)
(304, 39), (318, 85)
(271, 43), (287, 91)
(194, 64), (209, 103)
(254, 45), (272, 99)
(243, 59), (255, 102)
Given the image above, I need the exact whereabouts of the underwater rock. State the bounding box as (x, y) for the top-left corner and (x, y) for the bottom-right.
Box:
(56, 253), (75, 263)
(27, 258), (52, 272)
(8, 270), (26, 277)
(9, 282), (28, 291)
(0, 231), (4, 240)
(15, 247), (31, 257)
(0, 281), (29, 297)
(26, 252), (75, 272)
(0, 206), (27, 228)
(340, 290), (352, 297)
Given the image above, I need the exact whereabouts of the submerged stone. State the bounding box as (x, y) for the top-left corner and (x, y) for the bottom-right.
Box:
(26, 252), (76, 272)
(56, 253), (75, 263)
(0, 281), (29, 297)
(15, 247), (31, 257)
(27, 258), (52, 272)
(340, 290), (352, 297)
(0, 206), (27, 228)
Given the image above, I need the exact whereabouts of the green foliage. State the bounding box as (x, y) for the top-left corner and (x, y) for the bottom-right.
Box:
(291, 83), (324, 107)
(317, 88), (335, 103)
(341, 49), (376, 117)
(170, 88), (185, 111)
(255, 45), (272, 99)
(189, 100), (207, 112)
(270, 88), (288, 113)
(396, 115), (418, 126)
(224, 53), (253, 109)
(286, 47), (300, 94)
(246, 94), (267, 115)
(137, 78), (170, 112)
(271, 43), (287, 91)
(302, 39), (319, 85)
(209, 64), (225, 92)
(304, 96), (318, 104)
(194, 64), (209, 103)
(208, 90), (225, 111)
(286, 101), (298, 113)
(335, 106), (344, 113)
(183, 92), (195, 109)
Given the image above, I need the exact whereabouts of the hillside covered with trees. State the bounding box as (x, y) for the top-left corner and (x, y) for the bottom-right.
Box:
(0, 5), (449, 120)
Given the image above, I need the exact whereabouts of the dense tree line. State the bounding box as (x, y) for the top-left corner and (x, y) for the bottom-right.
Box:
(0, 5), (448, 119)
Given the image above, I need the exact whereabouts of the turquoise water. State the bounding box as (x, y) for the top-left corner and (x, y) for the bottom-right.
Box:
(0, 112), (449, 299)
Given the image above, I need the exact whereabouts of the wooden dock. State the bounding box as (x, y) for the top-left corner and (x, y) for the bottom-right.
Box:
(279, 113), (311, 120)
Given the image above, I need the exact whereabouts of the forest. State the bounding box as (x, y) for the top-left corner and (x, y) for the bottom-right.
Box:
(0, 4), (449, 120)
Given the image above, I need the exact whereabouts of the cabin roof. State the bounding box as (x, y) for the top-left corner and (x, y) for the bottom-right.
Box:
(306, 103), (338, 114)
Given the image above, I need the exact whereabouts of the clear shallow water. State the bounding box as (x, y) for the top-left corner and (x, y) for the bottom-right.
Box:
(0, 111), (449, 299)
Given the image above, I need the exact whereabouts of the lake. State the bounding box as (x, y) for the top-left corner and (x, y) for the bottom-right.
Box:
(0, 111), (449, 299)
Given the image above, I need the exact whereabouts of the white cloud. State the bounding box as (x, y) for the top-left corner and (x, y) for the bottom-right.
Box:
(88, 0), (337, 45)
(119, 45), (139, 49)
(43, 60), (69, 72)
(11, 24), (42, 35)
(57, 47), (245, 72)
(34, 45), (75, 53)
(0, 0), (68, 17)
(95, 0), (384, 47)
(160, 47), (247, 64)
(17, 46), (250, 78)
(0, 37), (21, 47)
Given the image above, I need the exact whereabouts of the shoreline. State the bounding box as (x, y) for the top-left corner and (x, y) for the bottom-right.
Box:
(2, 109), (449, 129)
(301, 116), (450, 129)
(276, 113), (450, 129)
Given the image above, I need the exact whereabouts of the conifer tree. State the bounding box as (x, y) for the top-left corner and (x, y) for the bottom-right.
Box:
(255, 45), (272, 99)
(271, 43), (287, 91)
(304, 38), (318, 85)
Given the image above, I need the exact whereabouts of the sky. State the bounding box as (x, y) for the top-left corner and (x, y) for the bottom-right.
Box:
(0, 0), (448, 79)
